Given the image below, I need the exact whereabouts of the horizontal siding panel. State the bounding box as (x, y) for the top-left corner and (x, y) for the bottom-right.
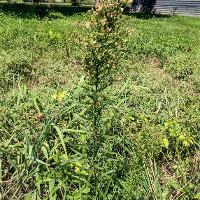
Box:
(155, 0), (200, 16)
(131, 0), (200, 16)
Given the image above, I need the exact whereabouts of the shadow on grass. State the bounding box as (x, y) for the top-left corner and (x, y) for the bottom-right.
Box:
(0, 2), (92, 19)
(125, 12), (171, 19)
(0, 2), (171, 20)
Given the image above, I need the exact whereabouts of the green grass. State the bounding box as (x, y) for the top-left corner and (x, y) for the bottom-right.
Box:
(0, 11), (200, 199)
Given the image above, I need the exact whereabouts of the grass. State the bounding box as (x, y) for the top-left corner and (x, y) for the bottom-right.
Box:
(0, 9), (200, 199)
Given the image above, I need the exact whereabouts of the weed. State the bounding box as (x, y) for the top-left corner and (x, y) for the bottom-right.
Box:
(0, 7), (200, 200)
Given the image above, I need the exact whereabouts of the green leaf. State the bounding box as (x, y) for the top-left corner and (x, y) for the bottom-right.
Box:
(52, 124), (67, 155)
(82, 186), (90, 194)
(194, 193), (200, 199)
(169, 180), (179, 190)
(0, 159), (2, 183)
(62, 129), (86, 134)
(161, 189), (169, 199)
(41, 146), (49, 160)
(33, 97), (43, 113)
(24, 191), (37, 200)
(36, 158), (48, 165)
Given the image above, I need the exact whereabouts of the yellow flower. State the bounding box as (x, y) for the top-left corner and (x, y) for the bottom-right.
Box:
(52, 91), (66, 101)
(57, 91), (66, 101)
(162, 137), (169, 148)
(182, 140), (190, 147)
(74, 166), (80, 173)
(178, 134), (185, 140)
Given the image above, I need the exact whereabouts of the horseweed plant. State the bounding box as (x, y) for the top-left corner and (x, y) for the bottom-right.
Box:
(82, 1), (130, 198)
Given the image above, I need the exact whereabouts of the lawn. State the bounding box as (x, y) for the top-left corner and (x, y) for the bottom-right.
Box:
(0, 9), (200, 199)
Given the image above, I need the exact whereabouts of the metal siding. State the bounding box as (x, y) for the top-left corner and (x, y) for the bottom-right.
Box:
(155, 0), (200, 16)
